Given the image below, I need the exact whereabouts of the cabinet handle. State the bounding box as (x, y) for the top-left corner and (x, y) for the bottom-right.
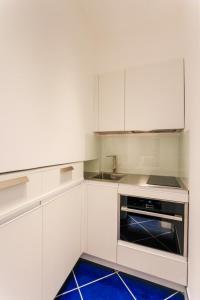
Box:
(60, 166), (74, 173)
(0, 176), (29, 191)
(121, 206), (183, 222)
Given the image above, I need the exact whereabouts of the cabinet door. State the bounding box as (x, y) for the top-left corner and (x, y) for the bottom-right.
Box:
(43, 184), (83, 300)
(0, 207), (42, 300)
(86, 183), (118, 262)
(99, 71), (125, 131)
(125, 59), (184, 131)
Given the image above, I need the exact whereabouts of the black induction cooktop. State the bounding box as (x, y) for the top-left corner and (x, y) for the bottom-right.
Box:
(147, 175), (181, 188)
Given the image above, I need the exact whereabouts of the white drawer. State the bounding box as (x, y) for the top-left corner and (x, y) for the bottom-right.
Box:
(0, 162), (83, 221)
(43, 162), (83, 193)
(118, 184), (189, 203)
(0, 172), (43, 218)
(117, 241), (187, 286)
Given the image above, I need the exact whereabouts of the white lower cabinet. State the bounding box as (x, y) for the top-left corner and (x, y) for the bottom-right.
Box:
(117, 241), (187, 286)
(86, 182), (118, 262)
(43, 184), (83, 300)
(0, 207), (42, 300)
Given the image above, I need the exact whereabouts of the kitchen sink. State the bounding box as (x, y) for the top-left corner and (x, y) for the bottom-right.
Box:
(92, 172), (124, 181)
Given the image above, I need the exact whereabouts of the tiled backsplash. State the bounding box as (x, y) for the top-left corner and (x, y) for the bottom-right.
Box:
(85, 133), (183, 177)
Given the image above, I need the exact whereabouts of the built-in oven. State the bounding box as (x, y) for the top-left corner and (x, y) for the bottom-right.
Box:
(120, 195), (188, 256)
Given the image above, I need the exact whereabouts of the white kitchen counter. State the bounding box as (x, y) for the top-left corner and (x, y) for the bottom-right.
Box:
(85, 173), (189, 203)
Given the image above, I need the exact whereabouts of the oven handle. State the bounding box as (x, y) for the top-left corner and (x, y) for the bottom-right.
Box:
(121, 206), (183, 222)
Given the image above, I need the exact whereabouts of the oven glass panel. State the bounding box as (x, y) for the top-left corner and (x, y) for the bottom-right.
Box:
(120, 196), (184, 255)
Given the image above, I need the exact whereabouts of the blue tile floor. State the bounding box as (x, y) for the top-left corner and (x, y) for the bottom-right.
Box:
(55, 259), (185, 300)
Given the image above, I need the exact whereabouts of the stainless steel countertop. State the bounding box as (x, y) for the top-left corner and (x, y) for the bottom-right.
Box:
(84, 172), (188, 191)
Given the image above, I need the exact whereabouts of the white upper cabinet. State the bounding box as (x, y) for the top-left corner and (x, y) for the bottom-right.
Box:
(96, 59), (184, 132)
(125, 59), (185, 131)
(98, 70), (125, 131)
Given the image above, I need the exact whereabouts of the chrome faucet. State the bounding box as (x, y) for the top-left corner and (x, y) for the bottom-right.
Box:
(106, 155), (117, 174)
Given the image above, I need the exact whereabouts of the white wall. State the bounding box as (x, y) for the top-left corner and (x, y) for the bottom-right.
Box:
(81, 0), (184, 73)
(82, 0), (185, 178)
(0, 0), (185, 174)
(0, 0), (96, 173)
(84, 133), (182, 177)
(99, 133), (181, 176)
(179, 132), (189, 189)
(183, 0), (200, 299)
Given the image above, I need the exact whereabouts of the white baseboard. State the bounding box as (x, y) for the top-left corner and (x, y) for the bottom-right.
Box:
(81, 253), (186, 294)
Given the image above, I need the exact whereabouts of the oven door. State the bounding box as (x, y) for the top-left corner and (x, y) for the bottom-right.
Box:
(120, 197), (186, 256)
